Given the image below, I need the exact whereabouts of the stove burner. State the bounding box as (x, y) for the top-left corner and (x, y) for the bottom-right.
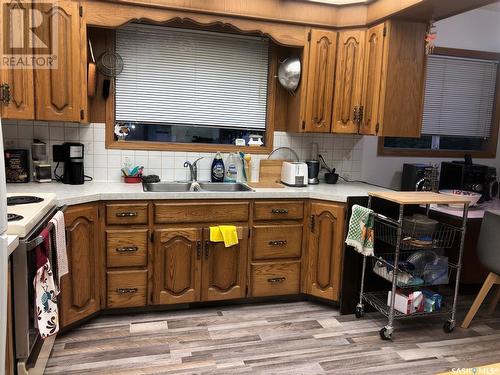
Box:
(7, 213), (24, 222)
(7, 196), (44, 206)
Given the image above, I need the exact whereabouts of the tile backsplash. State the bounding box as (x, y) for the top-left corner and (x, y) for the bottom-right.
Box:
(2, 120), (363, 182)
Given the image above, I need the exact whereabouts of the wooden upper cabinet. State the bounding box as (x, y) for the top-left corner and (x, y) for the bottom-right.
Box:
(201, 227), (248, 302)
(0, 0), (35, 119)
(152, 228), (202, 305)
(332, 29), (365, 134)
(60, 204), (101, 328)
(303, 29), (337, 133)
(360, 20), (426, 137)
(306, 201), (345, 302)
(33, 0), (84, 122)
(359, 23), (385, 136)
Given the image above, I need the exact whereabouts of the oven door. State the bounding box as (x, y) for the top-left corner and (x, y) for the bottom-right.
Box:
(12, 206), (58, 366)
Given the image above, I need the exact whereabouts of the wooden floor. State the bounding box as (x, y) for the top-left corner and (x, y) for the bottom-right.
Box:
(45, 299), (500, 374)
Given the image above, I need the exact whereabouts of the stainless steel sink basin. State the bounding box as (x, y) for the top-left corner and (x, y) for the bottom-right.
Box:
(142, 182), (192, 192)
(143, 182), (253, 192)
(198, 182), (254, 192)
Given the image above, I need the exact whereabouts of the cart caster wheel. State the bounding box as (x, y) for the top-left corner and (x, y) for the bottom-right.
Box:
(355, 306), (364, 319)
(379, 327), (393, 340)
(443, 320), (455, 333)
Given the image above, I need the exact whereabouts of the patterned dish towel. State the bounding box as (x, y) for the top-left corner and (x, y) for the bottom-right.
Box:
(34, 228), (59, 339)
(345, 204), (375, 256)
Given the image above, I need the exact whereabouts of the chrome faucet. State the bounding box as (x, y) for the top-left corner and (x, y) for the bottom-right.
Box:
(184, 157), (204, 182)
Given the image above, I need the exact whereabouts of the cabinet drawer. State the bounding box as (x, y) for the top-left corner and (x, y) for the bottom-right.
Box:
(250, 261), (300, 297)
(252, 224), (303, 260)
(106, 229), (148, 268)
(107, 270), (147, 308)
(253, 201), (304, 221)
(106, 203), (148, 225)
(154, 202), (249, 224)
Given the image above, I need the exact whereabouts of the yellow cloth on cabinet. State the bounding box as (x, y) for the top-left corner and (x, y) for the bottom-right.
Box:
(209, 225), (239, 247)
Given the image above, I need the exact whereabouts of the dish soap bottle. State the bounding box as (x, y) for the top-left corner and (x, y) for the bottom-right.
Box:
(225, 152), (239, 183)
(211, 152), (225, 182)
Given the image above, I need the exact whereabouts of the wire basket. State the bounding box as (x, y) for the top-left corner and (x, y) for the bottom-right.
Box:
(374, 217), (460, 251)
(371, 251), (457, 288)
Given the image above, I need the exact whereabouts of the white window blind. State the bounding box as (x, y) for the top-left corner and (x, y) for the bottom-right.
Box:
(115, 24), (269, 130)
(422, 54), (498, 138)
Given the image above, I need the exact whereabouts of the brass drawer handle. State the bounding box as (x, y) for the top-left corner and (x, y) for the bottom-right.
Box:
(116, 211), (138, 217)
(268, 240), (287, 246)
(267, 277), (286, 284)
(271, 209), (289, 214)
(116, 287), (138, 294)
(115, 246), (138, 253)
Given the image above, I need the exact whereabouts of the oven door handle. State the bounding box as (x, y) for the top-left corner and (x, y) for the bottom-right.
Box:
(24, 205), (68, 252)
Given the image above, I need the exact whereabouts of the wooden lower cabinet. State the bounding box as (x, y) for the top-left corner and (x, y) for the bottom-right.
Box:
(306, 201), (345, 301)
(152, 228), (202, 304)
(250, 261), (301, 297)
(60, 204), (101, 328)
(107, 270), (147, 308)
(201, 227), (248, 301)
(59, 199), (347, 328)
(152, 226), (249, 304)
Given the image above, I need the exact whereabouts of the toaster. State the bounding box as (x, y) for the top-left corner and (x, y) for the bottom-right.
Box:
(281, 162), (308, 187)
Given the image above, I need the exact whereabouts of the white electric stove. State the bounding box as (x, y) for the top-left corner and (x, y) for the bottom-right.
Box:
(6, 193), (57, 237)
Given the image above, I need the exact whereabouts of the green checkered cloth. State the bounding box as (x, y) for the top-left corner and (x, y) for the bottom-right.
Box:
(345, 204), (375, 256)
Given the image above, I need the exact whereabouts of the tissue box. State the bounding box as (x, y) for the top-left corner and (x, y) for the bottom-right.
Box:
(387, 289), (424, 315)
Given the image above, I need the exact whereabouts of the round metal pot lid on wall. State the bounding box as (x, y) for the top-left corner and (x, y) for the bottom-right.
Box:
(278, 56), (301, 94)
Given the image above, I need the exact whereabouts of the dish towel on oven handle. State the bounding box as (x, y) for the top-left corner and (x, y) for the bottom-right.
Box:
(34, 228), (60, 339)
(49, 210), (68, 286)
(345, 204), (375, 257)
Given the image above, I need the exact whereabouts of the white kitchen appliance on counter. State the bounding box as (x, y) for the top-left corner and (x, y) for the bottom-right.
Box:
(280, 161), (308, 187)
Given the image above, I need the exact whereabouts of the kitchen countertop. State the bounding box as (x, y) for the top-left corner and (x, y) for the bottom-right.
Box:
(6, 181), (391, 206)
(430, 198), (500, 220)
(7, 235), (19, 256)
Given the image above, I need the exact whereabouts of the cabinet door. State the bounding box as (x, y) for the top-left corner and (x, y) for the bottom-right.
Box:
(307, 202), (345, 301)
(332, 29), (365, 134)
(0, 0), (35, 119)
(33, 0), (83, 121)
(60, 204), (101, 328)
(152, 228), (202, 305)
(359, 23), (385, 135)
(304, 29), (337, 133)
(201, 227), (248, 301)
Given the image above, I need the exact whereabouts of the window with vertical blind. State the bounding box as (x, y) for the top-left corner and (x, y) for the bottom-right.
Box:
(380, 48), (500, 157)
(113, 23), (270, 146)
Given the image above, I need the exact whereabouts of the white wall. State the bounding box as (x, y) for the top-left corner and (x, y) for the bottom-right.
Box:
(361, 6), (500, 189)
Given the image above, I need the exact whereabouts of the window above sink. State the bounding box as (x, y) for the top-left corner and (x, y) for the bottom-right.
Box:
(105, 22), (275, 154)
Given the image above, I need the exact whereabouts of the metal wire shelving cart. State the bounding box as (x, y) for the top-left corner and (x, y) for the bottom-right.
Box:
(354, 191), (470, 340)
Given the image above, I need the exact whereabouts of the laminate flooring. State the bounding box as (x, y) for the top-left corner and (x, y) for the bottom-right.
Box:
(45, 298), (500, 374)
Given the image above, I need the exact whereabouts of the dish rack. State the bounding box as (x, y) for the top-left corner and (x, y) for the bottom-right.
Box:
(354, 192), (470, 340)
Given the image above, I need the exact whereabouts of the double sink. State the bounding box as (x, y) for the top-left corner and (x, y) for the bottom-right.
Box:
(143, 181), (254, 192)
